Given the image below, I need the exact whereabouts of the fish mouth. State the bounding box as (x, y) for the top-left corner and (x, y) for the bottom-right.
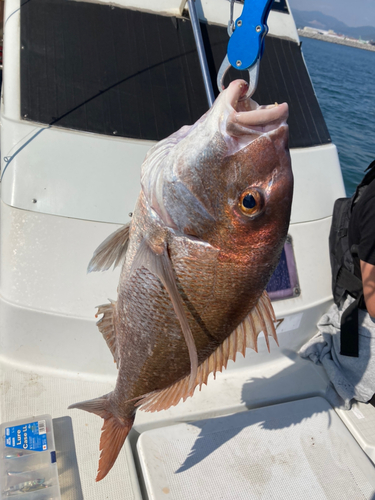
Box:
(223, 79), (289, 137)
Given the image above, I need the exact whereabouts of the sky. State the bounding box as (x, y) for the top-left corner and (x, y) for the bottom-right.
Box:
(288, 0), (375, 28)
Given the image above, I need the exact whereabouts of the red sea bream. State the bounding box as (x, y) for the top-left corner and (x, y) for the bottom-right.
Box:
(69, 79), (294, 481)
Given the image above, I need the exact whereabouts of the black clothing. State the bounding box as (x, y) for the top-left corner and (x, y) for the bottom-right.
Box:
(348, 179), (375, 280)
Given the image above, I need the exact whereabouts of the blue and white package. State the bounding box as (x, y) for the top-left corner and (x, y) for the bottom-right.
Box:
(5, 420), (47, 452)
(1, 414), (61, 499)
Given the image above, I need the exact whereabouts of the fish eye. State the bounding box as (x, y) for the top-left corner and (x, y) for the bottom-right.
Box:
(239, 188), (263, 217)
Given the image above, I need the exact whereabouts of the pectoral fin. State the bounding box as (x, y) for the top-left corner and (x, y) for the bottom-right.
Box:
(88, 222), (131, 273)
(131, 239), (198, 392)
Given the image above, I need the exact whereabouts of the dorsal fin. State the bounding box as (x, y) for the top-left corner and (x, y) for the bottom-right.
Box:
(135, 291), (277, 413)
(88, 222), (131, 273)
(96, 300), (120, 367)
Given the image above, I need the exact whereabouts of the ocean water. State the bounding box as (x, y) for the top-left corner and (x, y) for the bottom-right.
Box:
(300, 37), (375, 196)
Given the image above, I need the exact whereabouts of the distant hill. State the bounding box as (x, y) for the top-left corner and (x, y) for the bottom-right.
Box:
(291, 9), (375, 41)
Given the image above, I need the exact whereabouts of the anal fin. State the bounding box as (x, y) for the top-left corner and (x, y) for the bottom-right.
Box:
(96, 300), (120, 367)
(68, 394), (111, 418)
(135, 291), (278, 413)
(88, 222), (131, 273)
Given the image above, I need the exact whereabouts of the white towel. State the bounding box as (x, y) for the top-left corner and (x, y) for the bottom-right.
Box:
(300, 295), (375, 409)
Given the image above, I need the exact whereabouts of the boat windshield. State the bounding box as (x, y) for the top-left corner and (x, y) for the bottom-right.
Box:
(20, 0), (330, 149)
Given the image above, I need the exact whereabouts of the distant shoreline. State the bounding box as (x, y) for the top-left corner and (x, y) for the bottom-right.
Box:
(298, 29), (375, 52)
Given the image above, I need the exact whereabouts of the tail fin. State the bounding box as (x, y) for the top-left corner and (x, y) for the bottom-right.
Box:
(96, 415), (134, 481)
(68, 395), (134, 481)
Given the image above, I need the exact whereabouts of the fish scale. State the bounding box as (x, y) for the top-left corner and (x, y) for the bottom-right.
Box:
(69, 80), (293, 482)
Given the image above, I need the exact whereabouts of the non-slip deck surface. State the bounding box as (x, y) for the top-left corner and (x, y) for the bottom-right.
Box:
(138, 397), (375, 499)
(3, 353), (375, 499)
(0, 367), (138, 500)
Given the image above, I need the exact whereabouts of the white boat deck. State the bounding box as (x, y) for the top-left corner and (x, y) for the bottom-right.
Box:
(138, 398), (375, 500)
(0, 346), (327, 499)
(2, 343), (375, 499)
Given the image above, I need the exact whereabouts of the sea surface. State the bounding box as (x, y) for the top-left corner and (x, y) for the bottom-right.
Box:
(300, 37), (375, 196)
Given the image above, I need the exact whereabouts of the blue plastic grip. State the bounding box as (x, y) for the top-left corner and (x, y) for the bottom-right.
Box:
(227, 0), (273, 70)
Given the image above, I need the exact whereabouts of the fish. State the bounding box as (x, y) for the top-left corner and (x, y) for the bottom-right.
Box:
(69, 79), (293, 481)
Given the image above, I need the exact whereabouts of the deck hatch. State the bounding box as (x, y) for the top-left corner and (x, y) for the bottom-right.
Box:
(137, 397), (375, 499)
(20, 0), (331, 148)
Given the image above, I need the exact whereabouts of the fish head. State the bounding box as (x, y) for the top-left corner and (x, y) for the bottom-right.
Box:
(217, 82), (293, 257)
(141, 79), (293, 275)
